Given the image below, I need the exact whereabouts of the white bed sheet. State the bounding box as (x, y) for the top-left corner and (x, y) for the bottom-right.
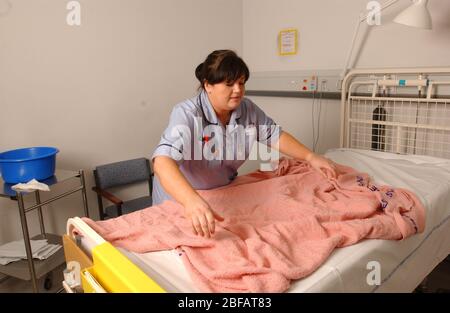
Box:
(121, 148), (450, 293)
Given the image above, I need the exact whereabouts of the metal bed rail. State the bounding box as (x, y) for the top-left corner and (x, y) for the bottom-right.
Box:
(340, 67), (450, 159)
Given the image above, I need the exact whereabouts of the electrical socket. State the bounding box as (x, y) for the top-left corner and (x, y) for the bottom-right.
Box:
(299, 75), (319, 91)
(321, 79), (328, 92)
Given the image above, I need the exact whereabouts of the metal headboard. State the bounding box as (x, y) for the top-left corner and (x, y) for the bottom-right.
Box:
(340, 68), (450, 159)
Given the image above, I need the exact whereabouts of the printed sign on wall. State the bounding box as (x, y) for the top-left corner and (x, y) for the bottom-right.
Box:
(278, 28), (298, 56)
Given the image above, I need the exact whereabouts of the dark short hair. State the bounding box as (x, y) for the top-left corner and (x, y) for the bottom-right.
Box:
(195, 50), (250, 89)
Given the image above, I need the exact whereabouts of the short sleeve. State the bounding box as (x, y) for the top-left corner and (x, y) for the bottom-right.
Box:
(152, 105), (194, 164)
(252, 102), (282, 146)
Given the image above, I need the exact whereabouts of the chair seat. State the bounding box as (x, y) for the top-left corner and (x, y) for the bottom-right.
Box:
(104, 196), (153, 219)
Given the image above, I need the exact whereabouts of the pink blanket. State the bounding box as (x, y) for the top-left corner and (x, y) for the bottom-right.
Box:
(82, 158), (425, 293)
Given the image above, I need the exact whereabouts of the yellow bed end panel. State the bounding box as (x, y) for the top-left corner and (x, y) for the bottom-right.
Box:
(88, 242), (165, 293)
(81, 267), (104, 293)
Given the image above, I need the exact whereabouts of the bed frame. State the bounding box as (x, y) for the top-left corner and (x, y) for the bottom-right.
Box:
(63, 217), (165, 293)
(339, 67), (450, 292)
(62, 67), (450, 293)
(340, 67), (450, 158)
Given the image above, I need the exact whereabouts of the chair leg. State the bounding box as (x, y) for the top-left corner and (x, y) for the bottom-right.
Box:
(97, 194), (105, 220)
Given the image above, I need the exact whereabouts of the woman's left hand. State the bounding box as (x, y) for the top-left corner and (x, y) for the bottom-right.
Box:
(306, 153), (337, 179)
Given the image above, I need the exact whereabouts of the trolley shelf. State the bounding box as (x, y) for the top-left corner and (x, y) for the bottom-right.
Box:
(0, 169), (89, 292)
(0, 233), (63, 281)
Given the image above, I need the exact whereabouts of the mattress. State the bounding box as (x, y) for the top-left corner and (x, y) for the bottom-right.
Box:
(119, 148), (450, 293)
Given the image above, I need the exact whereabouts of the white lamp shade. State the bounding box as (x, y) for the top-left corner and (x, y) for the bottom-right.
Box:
(394, 0), (432, 29)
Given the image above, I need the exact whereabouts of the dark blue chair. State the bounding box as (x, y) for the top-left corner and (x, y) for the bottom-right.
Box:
(92, 158), (153, 220)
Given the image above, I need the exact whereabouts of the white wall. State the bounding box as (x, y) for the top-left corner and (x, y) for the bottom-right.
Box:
(0, 0), (243, 242)
(243, 0), (450, 71)
(240, 0), (450, 174)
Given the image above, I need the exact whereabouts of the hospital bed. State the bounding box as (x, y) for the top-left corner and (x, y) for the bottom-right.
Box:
(63, 67), (450, 293)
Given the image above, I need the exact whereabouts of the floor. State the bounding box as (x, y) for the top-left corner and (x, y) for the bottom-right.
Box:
(0, 258), (449, 293)
(414, 257), (450, 293)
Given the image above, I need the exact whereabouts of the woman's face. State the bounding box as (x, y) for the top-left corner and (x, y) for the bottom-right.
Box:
(204, 76), (246, 113)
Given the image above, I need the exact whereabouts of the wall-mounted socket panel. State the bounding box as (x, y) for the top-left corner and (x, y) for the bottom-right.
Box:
(246, 69), (342, 93)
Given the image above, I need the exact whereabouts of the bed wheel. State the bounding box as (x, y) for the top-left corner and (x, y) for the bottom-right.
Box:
(43, 273), (53, 290)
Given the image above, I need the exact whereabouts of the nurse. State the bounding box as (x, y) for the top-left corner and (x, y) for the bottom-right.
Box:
(152, 50), (336, 238)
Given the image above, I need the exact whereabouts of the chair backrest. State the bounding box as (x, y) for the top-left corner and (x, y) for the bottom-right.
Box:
(94, 158), (152, 190)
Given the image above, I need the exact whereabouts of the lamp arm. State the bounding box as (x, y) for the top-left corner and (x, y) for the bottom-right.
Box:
(339, 0), (401, 88)
(340, 12), (365, 82)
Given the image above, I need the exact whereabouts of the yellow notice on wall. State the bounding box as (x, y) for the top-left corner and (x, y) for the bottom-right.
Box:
(278, 28), (298, 56)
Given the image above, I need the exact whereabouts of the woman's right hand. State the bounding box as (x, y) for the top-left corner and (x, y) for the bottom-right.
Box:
(183, 195), (224, 238)
(153, 156), (224, 238)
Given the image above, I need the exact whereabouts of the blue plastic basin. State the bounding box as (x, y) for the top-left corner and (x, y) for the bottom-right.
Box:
(0, 147), (59, 184)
